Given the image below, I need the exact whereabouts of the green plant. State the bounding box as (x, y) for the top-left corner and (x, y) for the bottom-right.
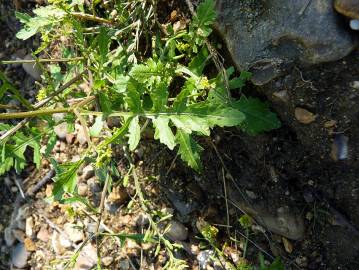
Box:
(0, 0), (281, 268)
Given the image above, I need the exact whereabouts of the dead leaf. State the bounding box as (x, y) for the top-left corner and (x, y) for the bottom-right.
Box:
(295, 107), (317, 124)
(282, 237), (293, 253)
(324, 120), (337, 128)
(173, 20), (187, 33)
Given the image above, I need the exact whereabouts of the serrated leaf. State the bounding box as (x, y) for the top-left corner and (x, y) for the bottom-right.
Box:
(128, 116), (141, 151)
(52, 158), (85, 200)
(188, 46), (209, 76)
(176, 130), (203, 171)
(98, 27), (110, 64)
(98, 92), (112, 115)
(152, 116), (176, 150)
(113, 75), (129, 93)
(234, 97), (281, 135)
(45, 132), (57, 157)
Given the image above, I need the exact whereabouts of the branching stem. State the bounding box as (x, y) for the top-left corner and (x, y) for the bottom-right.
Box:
(0, 57), (84, 65)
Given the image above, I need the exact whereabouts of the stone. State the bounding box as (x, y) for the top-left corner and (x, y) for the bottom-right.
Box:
(13, 229), (25, 242)
(36, 226), (50, 242)
(82, 164), (95, 180)
(25, 217), (34, 237)
(101, 256), (114, 266)
(331, 134), (349, 161)
(77, 183), (88, 196)
(52, 112), (65, 123)
(11, 243), (30, 268)
(77, 125), (87, 145)
(54, 122), (68, 140)
(118, 259), (130, 270)
(105, 186), (129, 213)
(24, 238), (36, 252)
(334, 0), (359, 19)
(52, 231), (71, 255)
(215, 0), (357, 85)
(350, 19), (359, 30)
(4, 227), (15, 246)
(74, 244), (97, 270)
(165, 220), (188, 241)
(22, 54), (42, 80)
(63, 223), (84, 244)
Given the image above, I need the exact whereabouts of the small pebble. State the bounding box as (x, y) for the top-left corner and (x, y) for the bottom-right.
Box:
(25, 217), (34, 237)
(102, 256), (114, 266)
(74, 244), (97, 270)
(77, 183), (88, 196)
(4, 227), (15, 246)
(331, 134), (349, 161)
(64, 223), (84, 243)
(24, 238), (36, 252)
(37, 226), (50, 242)
(54, 122), (68, 140)
(22, 54), (42, 80)
(165, 220), (188, 241)
(350, 19), (359, 30)
(82, 164), (95, 180)
(11, 243), (30, 268)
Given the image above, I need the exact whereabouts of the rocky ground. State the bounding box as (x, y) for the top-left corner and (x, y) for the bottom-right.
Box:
(1, 0), (359, 269)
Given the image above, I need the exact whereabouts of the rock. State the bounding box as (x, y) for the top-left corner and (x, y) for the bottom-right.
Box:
(215, 0), (357, 85)
(101, 256), (114, 266)
(82, 164), (95, 180)
(11, 243), (30, 268)
(350, 19), (359, 30)
(77, 125), (87, 145)
(119, 259), (130, 270)
(52, 112), (65, 123)
(24, 238), (36, 252)
(25, 217), (34, 237)
(334, 0), (359, 19)
(294, 108), (317, 124)
(52, 231), (71, 255)
(173, 20), (187, 33)
(66, 133), (76, 144)
(350, 81), (359, 90)
(22, 54), (42, 80)
(331, 134), (349, 161)
(54, 122), (68, 140)
(4, 227), (15, 246)
(165, 220), (188, 241)
(77, 183), (88, 196)
(105, 186), (129, 213)
(36, 226), (50, 242)
(74, 244), (97, 270)
(135, 213), (150, 227)
(197, 250), (214, 269)
(87, 177), (101, 193)
(13, 229), (25, 242)
(272, 90), (289, 103)
(63, 223), (84, 243)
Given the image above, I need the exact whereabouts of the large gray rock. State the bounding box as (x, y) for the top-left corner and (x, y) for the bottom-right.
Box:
(215, 0), (358, 85)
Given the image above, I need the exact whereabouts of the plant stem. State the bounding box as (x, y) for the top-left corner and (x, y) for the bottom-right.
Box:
(0, 108), (71, 119)
(0, 57), (84, 65)
(71, 12), (114, 25)
(0, 72), (84, 142)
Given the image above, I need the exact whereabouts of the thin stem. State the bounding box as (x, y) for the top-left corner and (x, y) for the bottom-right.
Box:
(0, 72), (84, 142)
(71, 12), (115, 25)
(0, 107), (71, 119)
(0, 57), (84, 65)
